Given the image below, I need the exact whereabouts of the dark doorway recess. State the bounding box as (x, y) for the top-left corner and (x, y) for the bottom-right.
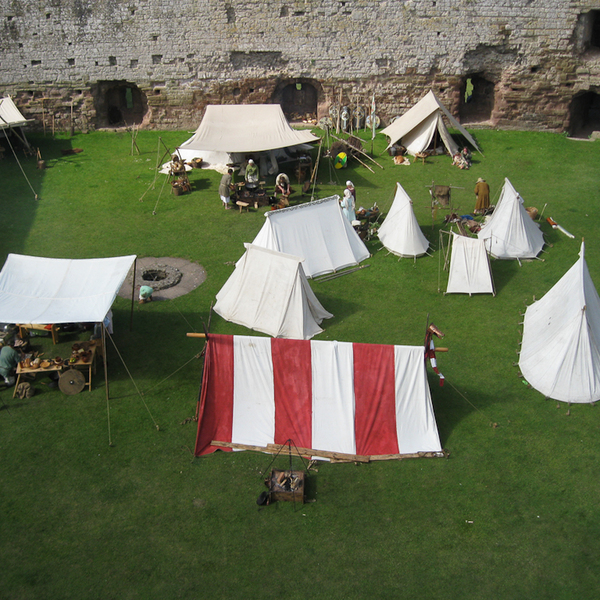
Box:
(459, 75), (495, 123)
(94, 81), (147, 128)
(276, 82), (318, 122)
(569, 91), (600, 138)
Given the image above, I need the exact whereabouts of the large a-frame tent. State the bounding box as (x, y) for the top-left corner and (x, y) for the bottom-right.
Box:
(251, 196), (370, 278)
(445, 233), (495, 295)
(214, 244), (333, 340)
(177, 104), (319, 173)
(519, 242), (600, 403)
(477, 178), (544, 260)
(195, 334), (443, 458)
(380, 90), (481, 157)
(378, 183), (430, 258)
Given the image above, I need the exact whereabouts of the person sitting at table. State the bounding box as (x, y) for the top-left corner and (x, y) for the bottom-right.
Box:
(244, 159), (259, 189)
(0, 338), (23, 387)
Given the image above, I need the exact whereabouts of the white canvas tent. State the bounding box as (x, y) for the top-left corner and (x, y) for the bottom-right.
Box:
(0, 96), (33, 150)
(445, 233), (495, 295)
(519, 242), (600, 403)
(477, 178), (544, 260)
(0, 254), (136, 325)
(214, 244), (333, 340)
(378, 183), (430, 258)
(177, 104), (318, 173)
(380, 90), (481, 157)
(251, 196), (370, 278)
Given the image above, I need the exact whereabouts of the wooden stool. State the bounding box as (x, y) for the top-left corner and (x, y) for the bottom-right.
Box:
(236, 201), (250, 213)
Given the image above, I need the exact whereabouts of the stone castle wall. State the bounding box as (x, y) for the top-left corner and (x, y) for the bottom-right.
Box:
(1, 0), (600, 133)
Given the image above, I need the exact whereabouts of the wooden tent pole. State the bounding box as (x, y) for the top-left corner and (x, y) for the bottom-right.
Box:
(103, 323), (112, 446)
(130, 258), (136, 332)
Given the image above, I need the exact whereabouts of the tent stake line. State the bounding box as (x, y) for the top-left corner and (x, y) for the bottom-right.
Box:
(211, 440), (446, 462)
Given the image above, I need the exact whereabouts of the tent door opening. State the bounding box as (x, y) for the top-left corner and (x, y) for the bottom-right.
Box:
(459, 75), (495, 123)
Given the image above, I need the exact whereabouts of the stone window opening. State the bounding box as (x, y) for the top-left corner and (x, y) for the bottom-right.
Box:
(273, 80), (318, 123)
(569, 91), (600, 138)
(94, 81), (147, 128)
(459, 75), (494, 123)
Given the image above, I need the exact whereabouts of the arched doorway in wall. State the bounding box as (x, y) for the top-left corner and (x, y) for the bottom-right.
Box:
(569, 91), (600, 137)
(93, 81), (147, 128)
(459, 75), (495, 123)
(272, 81), (318, 122)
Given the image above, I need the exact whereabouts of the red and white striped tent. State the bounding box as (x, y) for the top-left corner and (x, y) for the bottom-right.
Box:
(195, 334), (443, 458)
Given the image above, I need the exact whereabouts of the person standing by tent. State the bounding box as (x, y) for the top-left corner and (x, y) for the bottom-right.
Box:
(219, 168), (234, 209)
(244, 159), (259, 189)
(474, 177), (490, 214)
(340, 187), (356, 223)
(345, 181), (356, 205)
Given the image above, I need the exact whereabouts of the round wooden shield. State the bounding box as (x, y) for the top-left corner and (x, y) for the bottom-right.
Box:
(59, 369), (86, 395)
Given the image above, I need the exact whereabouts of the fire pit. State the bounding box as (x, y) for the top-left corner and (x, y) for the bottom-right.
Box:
(268, 469), (305, 503)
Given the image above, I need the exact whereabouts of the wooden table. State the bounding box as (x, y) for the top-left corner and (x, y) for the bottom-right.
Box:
(13, 362), (62, 398)
(17, 323), (60, 344)
(68, 344), (97, 392)
(12, 344), (97, 397)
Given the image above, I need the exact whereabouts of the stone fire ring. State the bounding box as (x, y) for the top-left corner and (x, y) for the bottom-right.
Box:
(118, 257), (207, 301)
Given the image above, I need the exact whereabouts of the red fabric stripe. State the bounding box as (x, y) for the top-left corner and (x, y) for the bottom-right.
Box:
(194, 334), (235, 456)
(353, 342), (399, 455)
(271, 338), (312, 449)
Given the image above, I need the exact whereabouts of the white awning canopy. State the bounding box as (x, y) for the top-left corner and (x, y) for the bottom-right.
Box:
(0, 96), (32, 130)
(0, 254), (137, 324)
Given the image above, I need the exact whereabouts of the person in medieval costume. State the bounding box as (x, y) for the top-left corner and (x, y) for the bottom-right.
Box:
(275, 173), (291, 199)
(244, 159), (259, 189)
(0, 338), (23, 387)
(139, 285), (154, 304)
(474, 177), (490, 214)
(345, 180), (356, 205)
(219, 168), (234, 209)
(425, 323), (445, 387)
(340, 187), (356, 223)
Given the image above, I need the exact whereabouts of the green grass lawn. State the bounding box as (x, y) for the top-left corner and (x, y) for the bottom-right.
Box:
(1, 125), (600, 599)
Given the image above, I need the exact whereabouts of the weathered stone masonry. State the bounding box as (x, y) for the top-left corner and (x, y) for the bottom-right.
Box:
(1, 0), (600, 134)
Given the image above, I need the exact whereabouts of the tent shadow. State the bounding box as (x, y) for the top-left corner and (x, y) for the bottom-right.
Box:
(428, 375), (498, 446)
(489, 259), (522, 294)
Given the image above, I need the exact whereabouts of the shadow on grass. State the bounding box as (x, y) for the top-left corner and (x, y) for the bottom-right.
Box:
(429, 374), (499, 446)
(489, 259), (522, 294)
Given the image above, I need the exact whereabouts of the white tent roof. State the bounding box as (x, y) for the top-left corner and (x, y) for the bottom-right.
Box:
(380, 90), (481, 156)
(378, 183), (430, 258)
(446, 233), (495, 295)
(0, 96), (31, 130)
(251, 196), (370, 278)
(519, 242), (600, 403)
(0, 254), (136, 324)
(477, 178), (544, 260)
(178, 104), (318, 154)
(214, 244), (332, 340)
